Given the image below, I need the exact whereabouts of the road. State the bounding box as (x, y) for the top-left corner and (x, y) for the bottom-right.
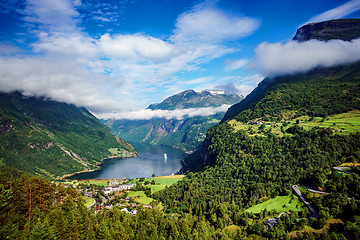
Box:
(333, 167), (352, 174)
(299, 185), (329, 195)
(292, 185), (319, 219)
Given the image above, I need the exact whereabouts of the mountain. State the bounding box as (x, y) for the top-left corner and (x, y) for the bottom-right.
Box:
(147, 89), (242, 110)
(293, 19), (360, 42)
(103, 90), (243, 152)
(0, 92), (138, 178)
(223, 18), (360, 123)
(153, 19), (360, 238)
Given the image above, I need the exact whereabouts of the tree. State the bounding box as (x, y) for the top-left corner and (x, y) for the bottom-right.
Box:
(0, 184), (12, 210)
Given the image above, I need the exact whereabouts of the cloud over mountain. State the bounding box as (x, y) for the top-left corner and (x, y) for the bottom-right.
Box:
(255, 38), (360, 76)
(97, 105), (232, 120)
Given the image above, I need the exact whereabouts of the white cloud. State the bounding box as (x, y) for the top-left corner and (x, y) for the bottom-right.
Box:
(0, 0), (260, 115)
(184, 77), (213, 85)
(99, 33), (177, 61)
(0, 56), (127, 113)
(96, 104), (232, 120)
(172, 3), (259, 44)
(0, 43), (21, 55)
(305, 0), (360, 25)
(93, 16), (111, 22)
(24, 0), (80, 31)
(216, 74), (264, 96)
(33, 32), (98, 58)
(225, 59), (248, 70)
(254, 38), (360, 76)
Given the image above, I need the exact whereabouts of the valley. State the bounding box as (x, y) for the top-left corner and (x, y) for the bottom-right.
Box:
(104, 90), (243, 152)
(1, 15), (360, 240)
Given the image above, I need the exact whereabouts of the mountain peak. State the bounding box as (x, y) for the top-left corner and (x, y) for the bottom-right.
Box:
(293, 19), (360, 42)
(147, 89), (243, 110)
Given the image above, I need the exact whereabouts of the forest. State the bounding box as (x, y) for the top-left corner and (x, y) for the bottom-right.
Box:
(152, 62), (360, 239)
(1, 62), (360, 240)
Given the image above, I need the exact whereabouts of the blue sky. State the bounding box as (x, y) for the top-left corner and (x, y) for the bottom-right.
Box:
(1, 0), (360, 119)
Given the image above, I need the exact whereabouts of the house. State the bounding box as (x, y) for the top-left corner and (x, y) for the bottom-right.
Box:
(103, 183), (136, 194)
(250, 120), (264, 125)
(121, 208), (130, 214)
(264, 218), (278, 230)
(143, 204), (153, 209)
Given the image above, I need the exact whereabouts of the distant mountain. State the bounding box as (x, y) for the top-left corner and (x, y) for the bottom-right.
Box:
(104, 90), (243, 152)
(147, 89), (242, 110)
(0, 92), (138, 178)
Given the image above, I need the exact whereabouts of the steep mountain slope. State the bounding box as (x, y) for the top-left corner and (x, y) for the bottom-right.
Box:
(104, 90), (242, 152)
(0, 92), (137, 178)
(223, 19), (360, 123)
(153, 19), (360, 238)
(183, 61), (360, 171)
(293, 19), (360, 42)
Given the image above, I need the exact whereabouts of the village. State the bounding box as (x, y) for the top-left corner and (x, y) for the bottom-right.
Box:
(78, 179), (152, 214)
(61, 175), (185, 215)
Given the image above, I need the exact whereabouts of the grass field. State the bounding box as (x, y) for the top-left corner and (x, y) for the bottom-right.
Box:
(148, 175), (185, 193)
(229, 110), (360, 137)
(245, 194), (303, 214)
(84, 196), (95, 208)
(78, 179), (110, 186)
(127, 191), (154, 204)
(127, 175), (184, 204)
(130, 175), (185, 193)
(299, 110), (360, 133)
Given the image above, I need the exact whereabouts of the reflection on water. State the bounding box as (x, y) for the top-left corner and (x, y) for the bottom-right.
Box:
(67, 143), (187, 180)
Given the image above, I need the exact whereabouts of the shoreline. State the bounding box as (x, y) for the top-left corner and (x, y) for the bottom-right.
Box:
(64, 174), (186, 183)
(60, 153), (138, 180)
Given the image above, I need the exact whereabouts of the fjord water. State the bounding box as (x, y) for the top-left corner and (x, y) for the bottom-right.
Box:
(68, 143), (187, 180)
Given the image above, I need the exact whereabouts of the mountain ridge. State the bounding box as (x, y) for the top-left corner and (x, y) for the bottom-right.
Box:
(147, 89), (242, 110)
(0, 91), (138, 178)
(293, 19), (360, 42)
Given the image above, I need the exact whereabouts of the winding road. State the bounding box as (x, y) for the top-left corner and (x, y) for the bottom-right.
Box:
(292, 185), (319, 219)
(292, 167), (359, 219)
(333, 166), (352, 174)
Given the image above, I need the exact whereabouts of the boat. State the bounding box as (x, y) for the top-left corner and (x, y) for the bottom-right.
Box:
(164, 153), (167, 161)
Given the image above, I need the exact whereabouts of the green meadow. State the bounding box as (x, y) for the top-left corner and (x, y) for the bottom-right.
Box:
(84, 196), (96, 208)
(127, 191), (154, 204)
(245, 195), (303, 214)
(230, 110), (360, 137)
(130, 175), (185, 193)
(127, 175), (185, 204)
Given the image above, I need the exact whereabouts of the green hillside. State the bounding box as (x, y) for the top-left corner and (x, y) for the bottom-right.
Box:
(152, 19), (360, 239)
(0, 92), (138, 178)
(153, 44), (360, 240)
